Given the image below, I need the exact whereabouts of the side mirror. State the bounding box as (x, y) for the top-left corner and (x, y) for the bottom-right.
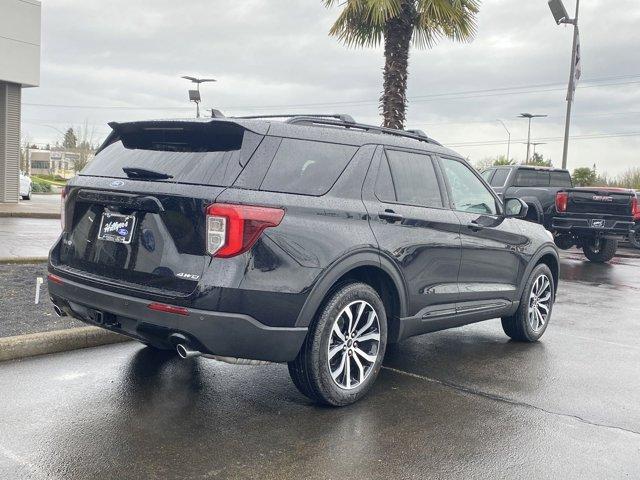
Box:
(504, 198), (529, 219)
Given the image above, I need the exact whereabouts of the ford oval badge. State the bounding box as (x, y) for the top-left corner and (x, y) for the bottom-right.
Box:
(110, 180), (125, 187)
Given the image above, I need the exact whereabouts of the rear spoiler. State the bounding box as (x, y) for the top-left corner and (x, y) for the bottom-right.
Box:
(96, 119), (269, 155)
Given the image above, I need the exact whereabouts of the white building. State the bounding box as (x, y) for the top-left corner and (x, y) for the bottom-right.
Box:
(0, 0), (41, 202)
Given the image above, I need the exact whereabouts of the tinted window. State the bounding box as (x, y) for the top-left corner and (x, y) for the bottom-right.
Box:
(481, 169), (495, 182)
(441, 158), (497, 215)
(490, 168), (510, 187)
(375, 156), (396, 202)
(260, 139), (356, 195)
(83, 123), (261, 187)
(385, 150), (443, 208)
(515, 169), (550, 187)
(550, 171), (572, 187)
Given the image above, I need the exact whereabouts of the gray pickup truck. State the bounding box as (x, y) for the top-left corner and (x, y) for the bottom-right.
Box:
(482, 165), (638, 262)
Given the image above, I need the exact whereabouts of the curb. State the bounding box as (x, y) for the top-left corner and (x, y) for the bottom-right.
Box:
(0, 212), (60, 219)
(0, 257), (48, 264)
(0, 327), (132, 362)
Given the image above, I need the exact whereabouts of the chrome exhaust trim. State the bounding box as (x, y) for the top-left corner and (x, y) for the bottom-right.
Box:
(53, 304), (65, 317)
(176, 343), (202, 359)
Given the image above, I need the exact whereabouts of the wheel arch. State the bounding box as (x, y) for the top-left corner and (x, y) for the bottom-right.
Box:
(519, 246), (560, 297)
(519, 196), (544, 223)
(295, 251), (407, 342)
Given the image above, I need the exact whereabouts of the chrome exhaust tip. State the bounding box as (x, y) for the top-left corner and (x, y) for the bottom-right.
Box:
(53, 304), (65, 317)
(176, 343), (201, 359)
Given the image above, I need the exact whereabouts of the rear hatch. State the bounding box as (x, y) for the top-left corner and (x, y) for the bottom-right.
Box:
(565, 188), (635, 217)
(52, 119), (265, 298)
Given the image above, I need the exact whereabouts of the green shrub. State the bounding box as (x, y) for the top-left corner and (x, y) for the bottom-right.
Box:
(31, 177), (52, 193)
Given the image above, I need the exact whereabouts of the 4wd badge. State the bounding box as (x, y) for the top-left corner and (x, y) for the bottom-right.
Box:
(176, 272), (200, 280)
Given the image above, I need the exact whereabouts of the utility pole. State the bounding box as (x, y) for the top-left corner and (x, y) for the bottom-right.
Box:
(562, 0), (580, 170)
(519, 113), (547, 164)
(548, 0), (581, 170)
(497, 120), (511, 162)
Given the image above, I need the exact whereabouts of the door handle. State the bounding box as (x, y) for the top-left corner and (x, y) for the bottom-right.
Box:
(379, 210), (404, 223)
(467, 221), (484, 232)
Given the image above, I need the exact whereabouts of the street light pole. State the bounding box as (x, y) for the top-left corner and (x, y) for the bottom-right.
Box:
(561, 0), (580, 170)
(519, 113), (547, 164)
(497, 120), (511, 162)
(181, 76), (217, 118)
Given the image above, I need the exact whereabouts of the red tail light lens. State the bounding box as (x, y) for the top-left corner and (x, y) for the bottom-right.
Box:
(47, 273), (64, 285)
(147, 302), (189, 316)
(632, 196), (640, 221)
(555, 192), (568, 213)
(206, 203), (285, 258)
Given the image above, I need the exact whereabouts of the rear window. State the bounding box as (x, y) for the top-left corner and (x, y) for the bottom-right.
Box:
(82, 122), (262, 187)
(550, 171), (572, 187)
(260, 139), (357, 196)
(515, 169), (550, 187)
(490, 169), (510, 187)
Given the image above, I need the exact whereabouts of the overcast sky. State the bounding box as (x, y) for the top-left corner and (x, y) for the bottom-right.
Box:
(22, 0), (640, 175)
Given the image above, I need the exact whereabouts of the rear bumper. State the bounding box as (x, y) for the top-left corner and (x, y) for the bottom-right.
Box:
(551, 216), (634, 237)
(48, 276), (308, 363)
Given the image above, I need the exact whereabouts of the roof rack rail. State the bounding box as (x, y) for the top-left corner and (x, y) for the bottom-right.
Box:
(235, 113), (356, 123)
(284, 116), (441, 146)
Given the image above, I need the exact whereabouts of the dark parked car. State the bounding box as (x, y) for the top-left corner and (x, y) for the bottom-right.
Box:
(481, 165), (572, 226)
(553, 187), (638, 262)
(48, 114), (559, 406)
(482, 165), (637, 263)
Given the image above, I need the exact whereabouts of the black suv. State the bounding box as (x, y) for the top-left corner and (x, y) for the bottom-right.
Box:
(48, 114), (559, 406)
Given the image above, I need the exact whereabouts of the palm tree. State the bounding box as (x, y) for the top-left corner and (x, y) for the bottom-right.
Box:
(323, 0), (480, 130)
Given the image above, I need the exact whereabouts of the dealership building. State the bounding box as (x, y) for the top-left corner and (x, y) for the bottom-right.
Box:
(0, 0), (41, 203)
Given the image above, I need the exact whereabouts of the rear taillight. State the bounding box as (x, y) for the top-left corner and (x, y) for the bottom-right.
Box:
(632, 196), (640, 221)
(555, 192), (568, 213)
(60, 186), (69, 230)
(147, 302), (189, 316)
(47, 273), (64, 285)
(206, 203), (285, 258)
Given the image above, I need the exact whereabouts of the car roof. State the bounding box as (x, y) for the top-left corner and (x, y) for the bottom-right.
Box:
(493, 164), (570, 173)
(107, 116), (461, 159)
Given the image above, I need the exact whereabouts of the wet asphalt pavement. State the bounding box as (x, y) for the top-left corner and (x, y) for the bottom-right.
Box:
(1, 251), (639, 479)
(0, 217), (60, 260)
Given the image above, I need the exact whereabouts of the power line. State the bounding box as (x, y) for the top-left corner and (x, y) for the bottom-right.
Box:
(446, 132), (640, 148)
(22, 74), (640, 112)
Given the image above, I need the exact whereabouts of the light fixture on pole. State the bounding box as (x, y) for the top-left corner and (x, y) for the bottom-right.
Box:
(181, 76), (217, 118)
(497, 119), (511, 163)
(521, 142), (547, 158)
(548, 0), (581, 170)
(518, 113), (547, 164)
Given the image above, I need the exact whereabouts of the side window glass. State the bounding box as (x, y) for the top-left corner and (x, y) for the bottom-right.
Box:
(481, 169), (495, 183)
(490, 169), (510, 187)
(441, 158), (498, 215)
(375, 155), (396, 202)
(260, 139), (357, 196)
(385, 150), (443, 208)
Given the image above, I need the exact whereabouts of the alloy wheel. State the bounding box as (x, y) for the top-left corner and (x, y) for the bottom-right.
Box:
(327, 300), (381, 390)
(528, 274), (552, 333)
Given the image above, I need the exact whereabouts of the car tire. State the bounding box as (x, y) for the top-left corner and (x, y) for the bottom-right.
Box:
(501, 264), (555, 342)
(629, 227), (640, 250)
(288, 282), (387, 406)
(582, 238), (617, 263)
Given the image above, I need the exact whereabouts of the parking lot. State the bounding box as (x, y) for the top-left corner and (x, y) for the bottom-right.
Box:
(1, 249), (639, 479)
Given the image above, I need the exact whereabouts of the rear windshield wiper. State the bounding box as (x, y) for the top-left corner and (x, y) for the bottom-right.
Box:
(122, 167), (173, 180)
